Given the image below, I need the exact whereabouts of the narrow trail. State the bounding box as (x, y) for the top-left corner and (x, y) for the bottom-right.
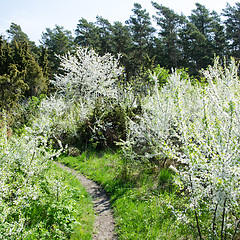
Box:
(56, 162), (117, 240)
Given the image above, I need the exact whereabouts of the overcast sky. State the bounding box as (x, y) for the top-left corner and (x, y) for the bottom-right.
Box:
(0, 0), (238, 44)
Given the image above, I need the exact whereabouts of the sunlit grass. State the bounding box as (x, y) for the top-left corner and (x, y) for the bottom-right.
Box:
(58, 149), (193, 239)
(49, 162), (95, 240)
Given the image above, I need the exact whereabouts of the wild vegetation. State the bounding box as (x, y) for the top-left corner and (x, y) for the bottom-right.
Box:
(1, 1), (240, 240)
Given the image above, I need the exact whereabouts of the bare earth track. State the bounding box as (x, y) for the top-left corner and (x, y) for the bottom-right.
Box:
(56, 162), (117, 240)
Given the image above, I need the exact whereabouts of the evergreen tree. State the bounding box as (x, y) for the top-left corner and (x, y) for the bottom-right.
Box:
(179, 3), (226, 74)
(111, 21), (133, 79)
(179, 21), (207, 74)
(0, 36), (13, 75)
(75, 18), (101, 50)
(0, 64), (28, 110)
(96, 16), (113, 55)
(126, 3), (155, 76)
(38, 46), (50, 78)
(0, 35), (47, 107)
(6, 22), (39, 57)
(7, 23), (29, 44)
(222, 3), (240, 58)
(111, 21), (131, 54)
(41, 25), (74, 76)
(210, 11), (226, 58)
(189, 3), (213, 37)
(12, 41), (47, 97)
(152, 2), (185, 69)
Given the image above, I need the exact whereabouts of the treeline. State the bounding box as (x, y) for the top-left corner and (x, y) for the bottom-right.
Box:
(1, 2), (240, 109)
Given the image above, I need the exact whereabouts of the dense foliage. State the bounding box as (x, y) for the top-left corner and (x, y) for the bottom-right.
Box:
(0, 34), (48, 110)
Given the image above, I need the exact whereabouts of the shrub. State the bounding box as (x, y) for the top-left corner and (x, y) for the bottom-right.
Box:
(121, 57), (240, 239)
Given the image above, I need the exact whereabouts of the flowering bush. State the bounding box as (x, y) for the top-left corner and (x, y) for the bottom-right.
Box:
(0, 115), (79, 239)
(52, 47), (123, 101)
(122, 58), (240, 239)
(37, 47), (125, 148)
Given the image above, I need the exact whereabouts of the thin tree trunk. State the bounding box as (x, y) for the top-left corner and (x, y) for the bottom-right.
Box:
(221, 198), (227, 240)
(212, 203), (218, 240)
(195, 210), (202, 240)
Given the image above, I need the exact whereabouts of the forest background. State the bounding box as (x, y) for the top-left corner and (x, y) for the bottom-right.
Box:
(1, 1), (240, 110)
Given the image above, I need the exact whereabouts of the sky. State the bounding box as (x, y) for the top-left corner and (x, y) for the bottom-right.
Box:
(0, 0), (238, 44)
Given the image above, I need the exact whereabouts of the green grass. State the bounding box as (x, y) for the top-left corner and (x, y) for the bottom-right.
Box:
(49, 162), (95, 240)
(57, 150), (192, 239)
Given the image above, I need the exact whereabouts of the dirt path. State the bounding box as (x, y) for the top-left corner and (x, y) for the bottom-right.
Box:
(56, 162), (117, 240)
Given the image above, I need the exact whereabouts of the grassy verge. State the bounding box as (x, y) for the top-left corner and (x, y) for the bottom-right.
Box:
(57, 150), (193, 239)
(49, 162), (95, 240)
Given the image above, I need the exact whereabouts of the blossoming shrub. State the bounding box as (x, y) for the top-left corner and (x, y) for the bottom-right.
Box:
(52, 47), (123, 101)
(123, 58), (240, 239)
(0, 118), (78, 239)
(47, 47), (126, 149)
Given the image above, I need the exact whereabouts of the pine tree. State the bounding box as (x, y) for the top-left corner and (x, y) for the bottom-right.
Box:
(152, 2), (185, 69)
(75, 18), (101, 51)
(222, 2), (240, 58)
(126, 3), (155, 75)
(111, 21), (131, 54)
(41, 25), (74, 77)
(179, 3), (226, 74)
(179, 21), (207, 74)
(96, 16), (113, 55)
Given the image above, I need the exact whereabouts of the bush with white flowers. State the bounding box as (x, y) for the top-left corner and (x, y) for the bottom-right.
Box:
(123, 58), (240, 239)
(0, 114), (79, 239)
(52, 47), (123, 101)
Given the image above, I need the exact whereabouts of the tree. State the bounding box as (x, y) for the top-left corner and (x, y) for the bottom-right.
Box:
(189, 3), (226, 64)
(51, 47), (123, 101)
(75, 18), (101, 50)
(38, 46), (50, 78)
(96, 16), (113, 55)
(41, 25), (74, 76)
(11, 41), (47, 97)
(179, 21), (207, 74)
(210, 11), (226, 58)
(6, 22), (39, 56)
(6, 23), (29, 44)
(0, 36), (12, 75)
(0, 36), (47, 107)
(189, 3), (213, 37)
(0, 64), (28, 110)
(152, 2), (185, 69)
(111, 21), (133, 79)
(126, 3), (155, 75)
(222, 2), (240, 58)
(111, 21), (131, 54)
(179, 3), (226, 74)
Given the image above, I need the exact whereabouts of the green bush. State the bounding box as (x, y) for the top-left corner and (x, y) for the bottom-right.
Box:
(77, 97), (127, 149)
